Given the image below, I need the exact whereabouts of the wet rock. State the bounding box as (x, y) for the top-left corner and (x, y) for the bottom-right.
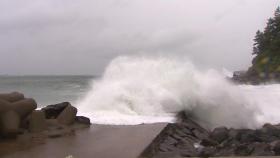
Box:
(163, 136), (177, 145)
(0, 110), (20, 137)
(250, 142), (273, 156)
(141, 111), (280, 158)
(210, 127), (229, 143)
(261, 123), (280, 137)
(228, 128), (239, 138)
(215, 146), (236, 157)
(0, 92), (24, 103)
(42, 102), (70, 119)
(237, 129), (261, 143)
(200, 138), (219, 147)
(193, 129), (208, 140)
(75, 116), (91, 125)
(57, 105), (77, 125)
(158, 143), (176, 152)
(12, 98), (37, 119)
(174, 128), (188, 137)
(181, 127), (193, 135)
(255, 129), (278, 142)
(29, 110), (46, 133)
(234, 144), (253, 156)
(176, 140), (193, 148)
(271, 140), (280, 155)
(178, 148), (198, 157)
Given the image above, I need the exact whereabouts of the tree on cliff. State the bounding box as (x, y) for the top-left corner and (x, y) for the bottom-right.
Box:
(251, 6), (280, 75)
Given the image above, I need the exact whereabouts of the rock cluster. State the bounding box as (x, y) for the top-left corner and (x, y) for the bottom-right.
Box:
(0, 92), (90, 139)
(232, 70), (280, 85)
(141, 112), (280, 158)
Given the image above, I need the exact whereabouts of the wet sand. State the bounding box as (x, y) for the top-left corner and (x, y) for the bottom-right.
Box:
(2, 123), (167, 158)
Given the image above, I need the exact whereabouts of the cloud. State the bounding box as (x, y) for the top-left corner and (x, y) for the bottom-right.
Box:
(0, 0), (278, 75)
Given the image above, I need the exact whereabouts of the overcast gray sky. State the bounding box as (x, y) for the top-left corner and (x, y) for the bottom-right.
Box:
(0, 0), (279, 75)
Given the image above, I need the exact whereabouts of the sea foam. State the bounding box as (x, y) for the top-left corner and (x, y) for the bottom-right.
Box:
(77, 56), (272, 129)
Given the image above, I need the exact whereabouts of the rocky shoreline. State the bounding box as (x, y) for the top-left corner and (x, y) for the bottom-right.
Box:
(141, 112), (280, 158)
(2, 92), (280, 157)
(0, 92), (90, 156)
(231, 70), (280, 85)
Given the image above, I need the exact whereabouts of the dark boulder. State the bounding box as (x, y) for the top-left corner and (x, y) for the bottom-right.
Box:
(236, 129), (261, 143)
(210, 127), (229, 143)
(42, 102), (70, 119)
(75, 116), (91, 125)
(234, 144), (253, 156)
(200, 138), (219, 147)
(271, 140), (280, 155)
(261, 123), (280, 137)
(250, 142), (273, 156)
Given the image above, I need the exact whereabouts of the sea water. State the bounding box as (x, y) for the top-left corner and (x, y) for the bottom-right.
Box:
(0, 75), (93, 106)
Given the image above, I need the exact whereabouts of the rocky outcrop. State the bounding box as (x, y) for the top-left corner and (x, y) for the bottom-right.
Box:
(0, 93), (37, 137)
(141, 112), (280, 157)
(0, 92), (91, 140)
(232, 70), (280, 84)
(41, 102), (70, 119)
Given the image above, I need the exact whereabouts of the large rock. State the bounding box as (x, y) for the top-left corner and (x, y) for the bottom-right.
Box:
(234, 144), (253, 156)
(261, 123), (280, 137)
(271, 140), (280, 155)
(12, 98), (37, 119)
(42, 102), (70, 119)
(29, 110), (46, 133)
(0, 92), (24, 103)
(210, 127), (229, 143)
(200, 138), (219, 147)
(0, 110), (20, 137)
(237, 129), (261, 143)
(57, 105), (77, 125)
(75, 116), (91, 125)
(0, 99), (10, 113)
(250, 142), (273, 156)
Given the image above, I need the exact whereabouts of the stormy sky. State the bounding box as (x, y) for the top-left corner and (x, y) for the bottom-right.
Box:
(0, 0), (279, 75)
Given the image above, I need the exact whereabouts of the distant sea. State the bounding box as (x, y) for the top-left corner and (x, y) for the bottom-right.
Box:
(0, 75), (94, 107)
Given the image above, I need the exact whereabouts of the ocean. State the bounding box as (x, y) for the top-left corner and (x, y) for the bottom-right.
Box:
(1, 56), (280, 129)
(0, 75), (94, 107)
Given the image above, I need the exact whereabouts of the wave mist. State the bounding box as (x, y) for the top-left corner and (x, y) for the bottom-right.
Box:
(77, 56), (260, 129)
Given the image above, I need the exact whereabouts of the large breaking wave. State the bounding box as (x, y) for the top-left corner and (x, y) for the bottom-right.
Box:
(77, 56), (280, 129)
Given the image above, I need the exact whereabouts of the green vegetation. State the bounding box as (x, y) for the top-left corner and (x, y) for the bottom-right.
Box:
(250, 7), (280, 75)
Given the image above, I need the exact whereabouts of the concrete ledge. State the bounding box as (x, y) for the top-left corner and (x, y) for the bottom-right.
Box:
(3, 123), (168, 158)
